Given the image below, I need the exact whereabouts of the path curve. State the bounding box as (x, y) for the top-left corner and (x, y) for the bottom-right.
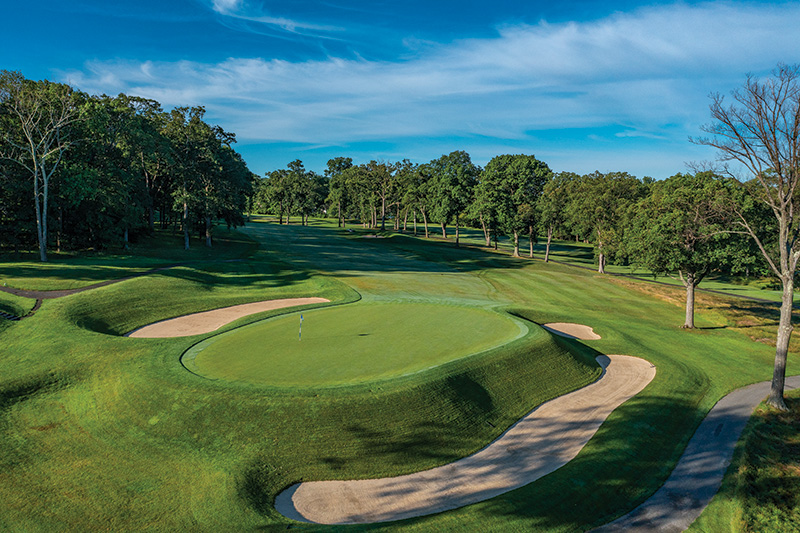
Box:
(126, 297), (330, 338)
(593, 374), (800, 532)
(275, 354), (656, 524)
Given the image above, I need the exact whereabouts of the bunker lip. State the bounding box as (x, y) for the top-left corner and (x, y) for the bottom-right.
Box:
(125, 297), (330, 338)
(542, 322), (601, 340)
(274, 353), (656, 524)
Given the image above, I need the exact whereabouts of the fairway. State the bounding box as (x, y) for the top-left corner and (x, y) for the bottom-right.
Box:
(184, 302), (528, 386)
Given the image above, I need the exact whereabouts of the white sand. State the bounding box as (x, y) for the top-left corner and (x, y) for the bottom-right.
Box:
(275, 354), (655, 524)
(126, 297), (330, 338)
(543, 322), (601, 340)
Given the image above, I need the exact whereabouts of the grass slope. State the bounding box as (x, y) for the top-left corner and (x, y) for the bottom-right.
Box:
(0, 217), (798, 531)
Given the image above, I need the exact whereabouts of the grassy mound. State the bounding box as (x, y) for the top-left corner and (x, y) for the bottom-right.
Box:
(186, 302), (527, 386)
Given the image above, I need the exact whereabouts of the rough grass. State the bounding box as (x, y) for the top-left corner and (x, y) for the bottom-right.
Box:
(0, 217), (798, 531)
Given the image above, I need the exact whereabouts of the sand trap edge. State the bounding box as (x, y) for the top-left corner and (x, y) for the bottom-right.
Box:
(126, 297), (330, 338)
(542, 322), (601, 340)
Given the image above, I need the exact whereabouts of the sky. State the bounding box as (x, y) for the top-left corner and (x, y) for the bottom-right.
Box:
(2, 1), (799, 178)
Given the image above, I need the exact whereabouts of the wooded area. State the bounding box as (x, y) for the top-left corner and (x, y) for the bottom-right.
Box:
(0, 70), (254, 260)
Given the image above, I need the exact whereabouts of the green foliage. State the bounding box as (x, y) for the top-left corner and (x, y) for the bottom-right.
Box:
(564, 171), (647, 270)
(474, 154), (552, 254)
(429, 151), (480, 234)
(0, 73), (253, 256)
(625, 172), (735, 282)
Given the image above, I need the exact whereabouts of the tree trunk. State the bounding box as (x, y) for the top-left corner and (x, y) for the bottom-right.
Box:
(768, 276), (793, 410)
(205, 216), (212, 247)
(403, 208), (408, 232)
(183, 200), (190, 250)
(528, 225), (534, 258)
(680, 272), (696, 329)
(33, 169), (47, 262)
(513, 231), (519, 257)
(380, 196), (386, 231)
(545, 226), (553, 262)
(57, 208), (63, 253)
(441, 222), (447, 239)
(598, 251), (606, 274)
(422, 209), (429, 238)
(337, 201), (342, 227)
(455, 215), (460, 247)
(123, 227), (129, 251)
(413, 210), (417, 236)
(480, 216), (490, 247)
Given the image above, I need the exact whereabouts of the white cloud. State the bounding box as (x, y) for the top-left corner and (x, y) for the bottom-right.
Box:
(204, 0), (341, 34)
(211, 0), (242, 14)
(61, 1), (800, 175)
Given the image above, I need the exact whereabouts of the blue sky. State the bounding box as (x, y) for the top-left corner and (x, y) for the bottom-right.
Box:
(3, 1), (799, 178)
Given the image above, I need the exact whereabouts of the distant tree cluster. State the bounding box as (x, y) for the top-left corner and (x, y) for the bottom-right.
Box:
(0, 71), (254, 260)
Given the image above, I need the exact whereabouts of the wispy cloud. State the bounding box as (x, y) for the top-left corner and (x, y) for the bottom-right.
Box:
(61, 2), (800, 175)
(203, 0), (342, 35)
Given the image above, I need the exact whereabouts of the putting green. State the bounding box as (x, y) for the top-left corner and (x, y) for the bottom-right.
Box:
(182, 302), (528, 387)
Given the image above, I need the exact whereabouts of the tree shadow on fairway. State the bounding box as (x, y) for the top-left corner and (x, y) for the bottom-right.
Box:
(245, 222), (529, 277)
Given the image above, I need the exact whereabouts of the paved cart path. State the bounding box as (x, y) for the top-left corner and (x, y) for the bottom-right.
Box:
(594, 374), (800, 532)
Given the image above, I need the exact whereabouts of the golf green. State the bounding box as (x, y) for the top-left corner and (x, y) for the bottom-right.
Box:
(183, 302), (528, 387)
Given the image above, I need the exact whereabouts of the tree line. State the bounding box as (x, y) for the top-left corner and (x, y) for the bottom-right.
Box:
(0, 71), (255, 261)
(255, 154), (770, 325)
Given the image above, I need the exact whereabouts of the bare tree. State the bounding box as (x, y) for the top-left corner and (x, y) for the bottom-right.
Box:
(692, 64), (800, 410)
(0, 71), (81, 262)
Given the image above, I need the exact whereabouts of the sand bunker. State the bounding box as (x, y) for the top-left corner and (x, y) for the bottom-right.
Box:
(543, 322), (601, 340)
(126, 297), (330, 338)
(275, 354), (656, 524)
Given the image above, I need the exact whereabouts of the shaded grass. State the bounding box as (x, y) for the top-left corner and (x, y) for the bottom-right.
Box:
(0, 227), (257, 291)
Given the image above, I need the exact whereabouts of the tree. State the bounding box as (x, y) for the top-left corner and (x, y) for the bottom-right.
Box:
(692, 63), (800, 409)
(625, 172), (736, 328)
(430, 151), (479, 245)
(325, 157), (353, 227)
(565, 171), (646, 273)
(365, 160), (396, 231)
(480, 154), (552, 257)
(0, 71), (81, 261)
(538, 172), (577, 262)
